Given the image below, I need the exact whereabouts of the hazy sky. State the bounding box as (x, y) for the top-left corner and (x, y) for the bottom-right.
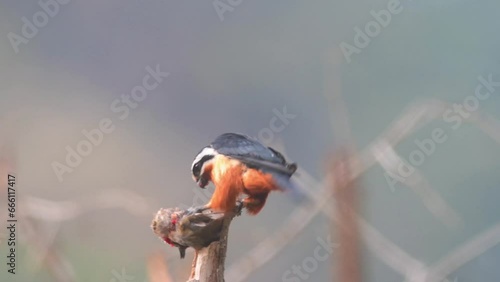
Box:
(1, 0), (500, 281)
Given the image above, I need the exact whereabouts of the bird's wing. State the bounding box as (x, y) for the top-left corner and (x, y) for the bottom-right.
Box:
(211, 133), (283, 163)
(231, 155), (297, 175)
(211, 133), (296, 174)
(178, 213), (225, 248)
(179, 213), (224, 232)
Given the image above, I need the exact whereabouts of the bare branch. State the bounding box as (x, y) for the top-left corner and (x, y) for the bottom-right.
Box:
(188, 214), (233, 282)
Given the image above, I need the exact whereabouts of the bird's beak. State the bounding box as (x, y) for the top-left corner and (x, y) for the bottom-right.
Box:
(197, 176), (208, 188)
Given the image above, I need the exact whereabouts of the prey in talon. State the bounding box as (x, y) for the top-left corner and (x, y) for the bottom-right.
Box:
(151, 207), (226, 259)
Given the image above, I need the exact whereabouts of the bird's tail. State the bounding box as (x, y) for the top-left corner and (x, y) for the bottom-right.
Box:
(272, 173), (307, 203)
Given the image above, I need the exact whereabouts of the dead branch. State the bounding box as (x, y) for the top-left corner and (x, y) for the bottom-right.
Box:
(188, 214), (234, 282)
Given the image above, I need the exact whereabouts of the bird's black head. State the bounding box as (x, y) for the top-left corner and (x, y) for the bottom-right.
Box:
(191, 146), (216, 188)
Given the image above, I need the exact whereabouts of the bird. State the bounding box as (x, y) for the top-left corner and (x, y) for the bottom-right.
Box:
(190, 132), (299, 215)
(151, 207), (226, 259)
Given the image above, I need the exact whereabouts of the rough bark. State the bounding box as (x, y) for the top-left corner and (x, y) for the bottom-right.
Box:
(187, 213), (234, 282)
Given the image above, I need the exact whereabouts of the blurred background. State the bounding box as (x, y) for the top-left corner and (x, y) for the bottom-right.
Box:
(1, 0), (499, 281)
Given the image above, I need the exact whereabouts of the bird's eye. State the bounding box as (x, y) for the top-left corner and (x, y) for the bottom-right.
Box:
(193, 162), (201, 176)
(192, 154), (214, 177)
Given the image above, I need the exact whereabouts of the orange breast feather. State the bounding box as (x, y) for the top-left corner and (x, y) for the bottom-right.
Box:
(206, 155), (244, 213)
(242, 169), (281, 194)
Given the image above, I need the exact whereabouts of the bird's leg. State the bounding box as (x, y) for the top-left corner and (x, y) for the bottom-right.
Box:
(241, 169), (277, 215)
(242, 193), (268, 215)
